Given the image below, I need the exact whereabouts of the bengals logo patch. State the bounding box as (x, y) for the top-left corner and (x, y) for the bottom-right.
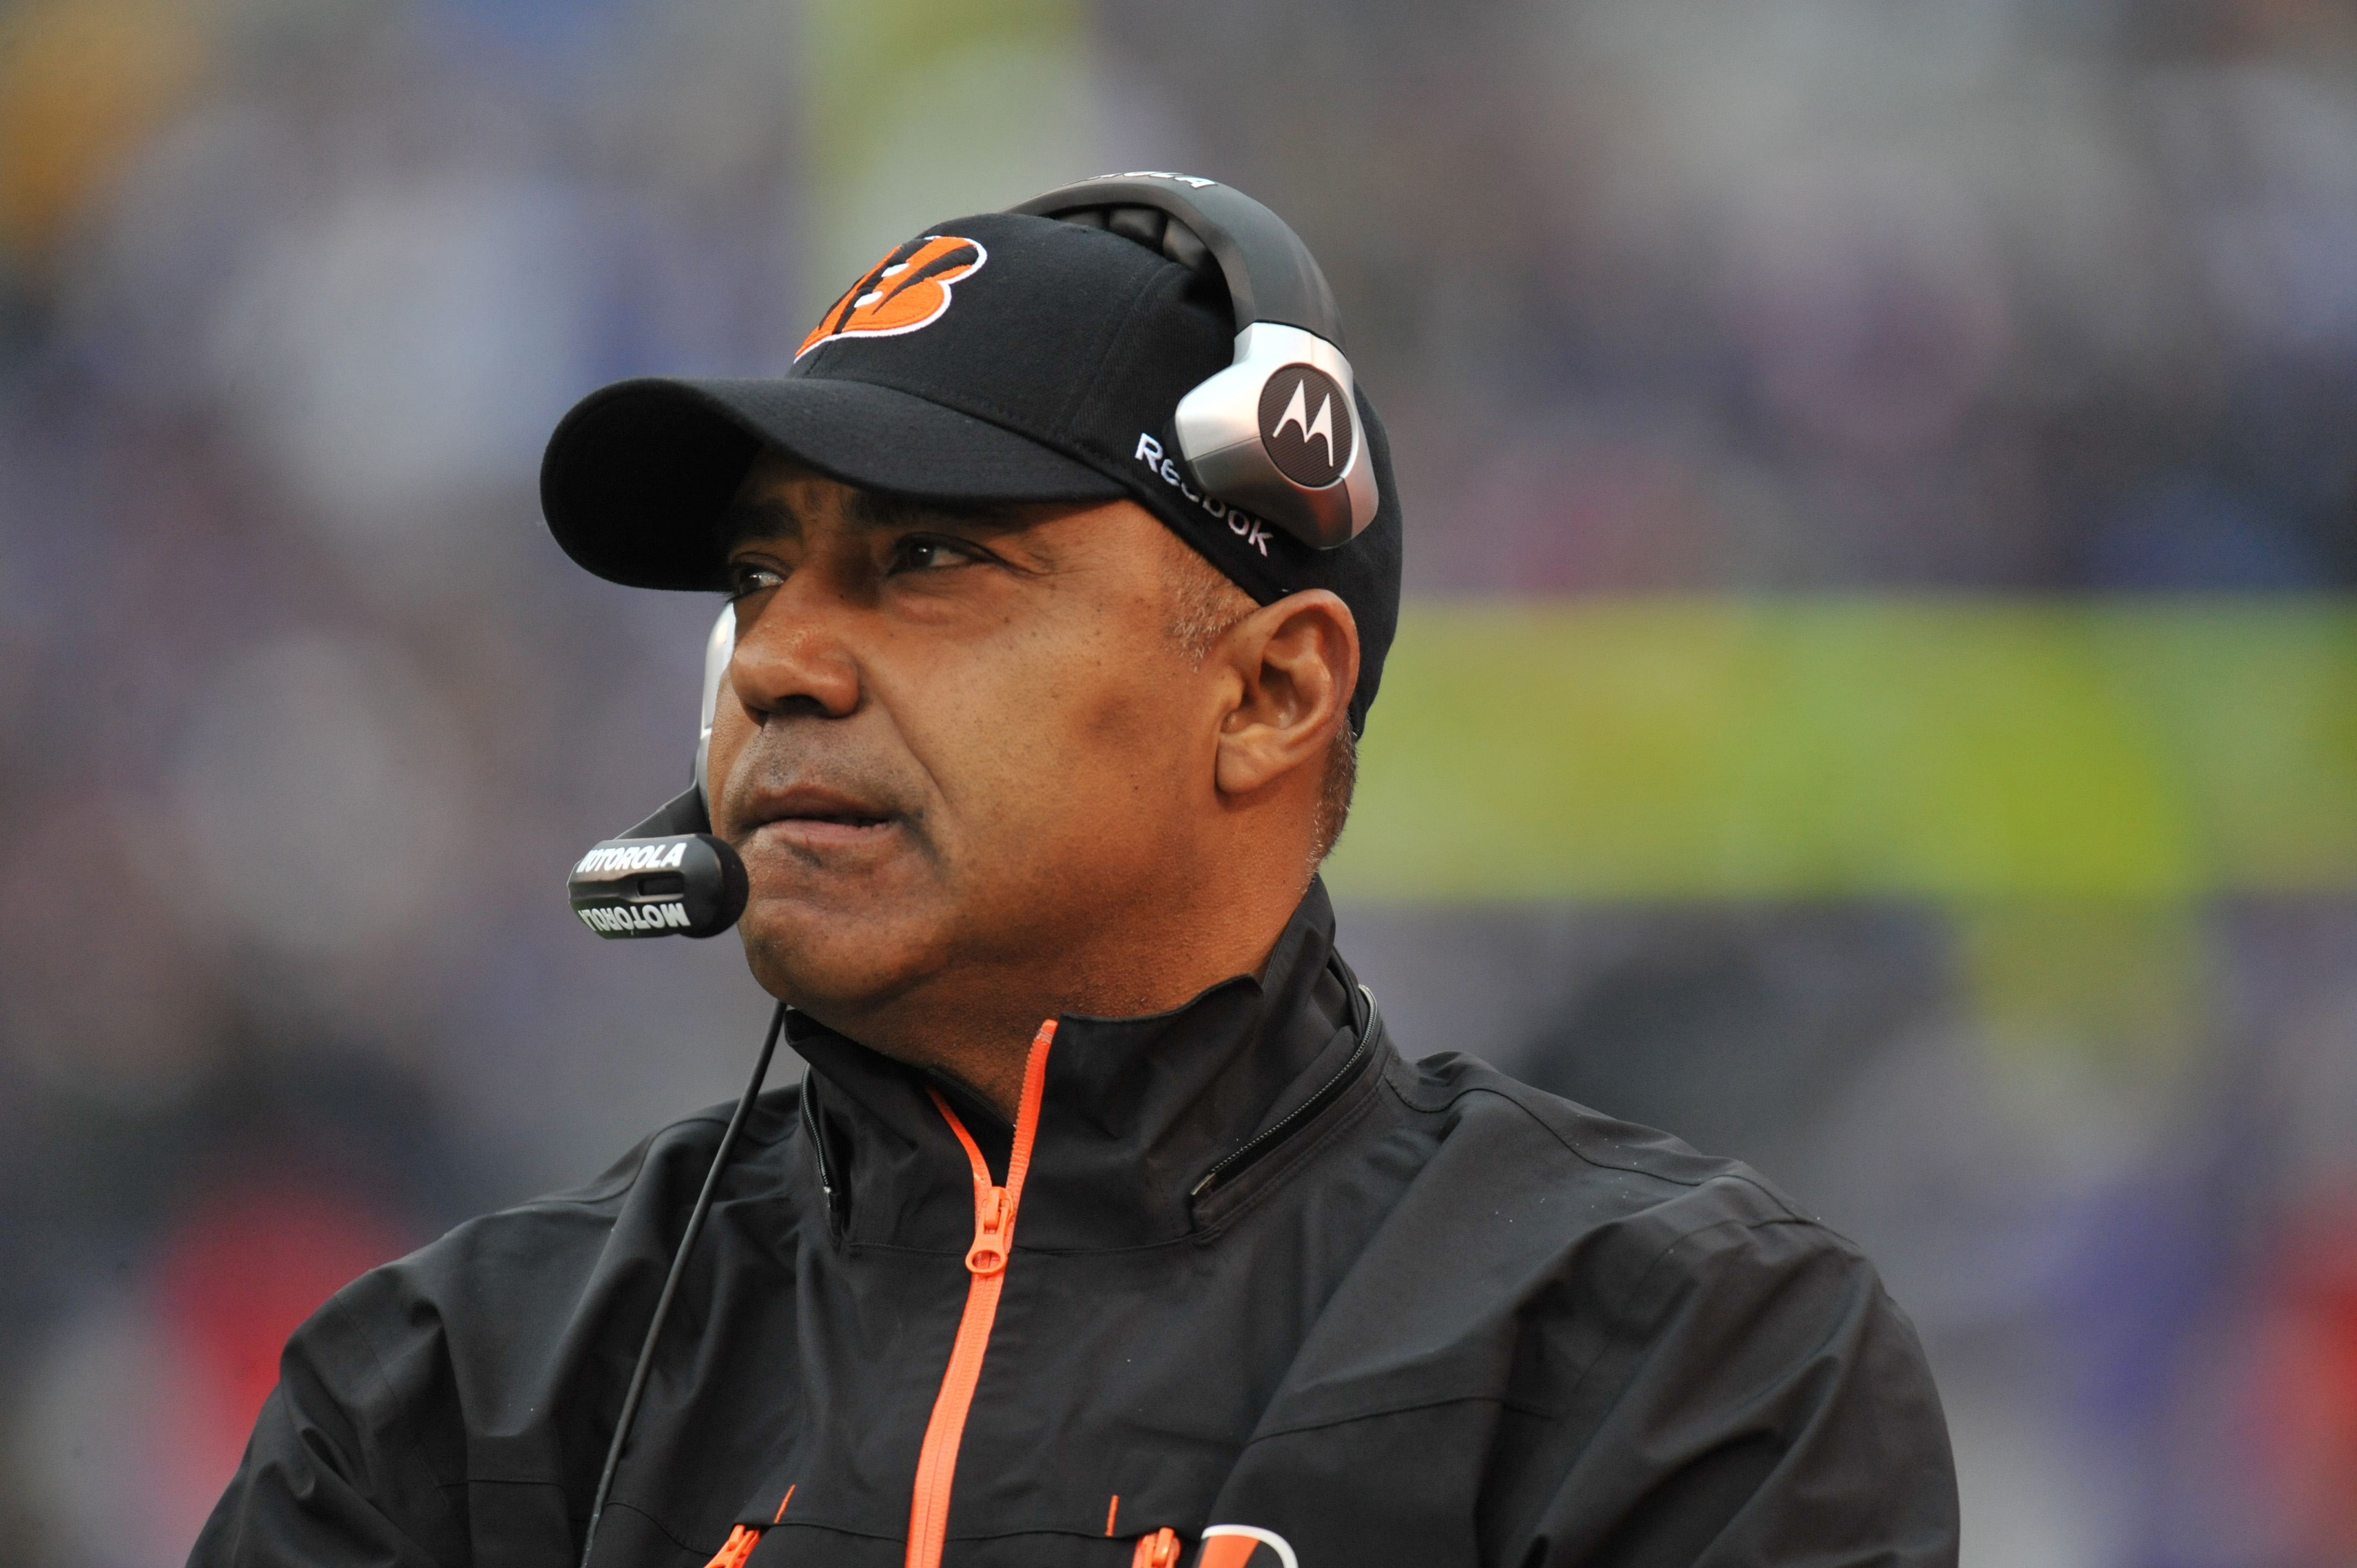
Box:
(796, 235), (987, 359)
(1195, 1525), (1296, 1568)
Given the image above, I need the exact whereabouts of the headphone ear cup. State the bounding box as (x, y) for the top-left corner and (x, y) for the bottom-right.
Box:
(1174, 323), (1373, 548)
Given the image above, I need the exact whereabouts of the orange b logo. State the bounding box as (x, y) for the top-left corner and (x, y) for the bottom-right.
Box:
(1195, 1526), (1296, 1568)
(796, 235), (987, 359)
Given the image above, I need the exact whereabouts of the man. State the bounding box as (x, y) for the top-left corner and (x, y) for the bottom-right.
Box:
(194, 184), (1958, 1568)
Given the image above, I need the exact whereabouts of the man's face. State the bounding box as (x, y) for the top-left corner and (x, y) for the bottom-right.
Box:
(707, 451), (1226, 1031)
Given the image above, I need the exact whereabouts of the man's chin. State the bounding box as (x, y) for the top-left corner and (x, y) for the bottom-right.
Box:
(733, 893), (948, 1020)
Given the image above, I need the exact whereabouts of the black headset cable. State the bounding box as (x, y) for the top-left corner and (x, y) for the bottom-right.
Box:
(579, 999), (788, 1568)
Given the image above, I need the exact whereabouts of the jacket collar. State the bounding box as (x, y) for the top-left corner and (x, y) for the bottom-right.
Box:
(787, 879), (1360, 1252)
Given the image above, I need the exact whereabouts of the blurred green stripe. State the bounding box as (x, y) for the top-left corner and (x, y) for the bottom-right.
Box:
(1326, 598), (2357, 900)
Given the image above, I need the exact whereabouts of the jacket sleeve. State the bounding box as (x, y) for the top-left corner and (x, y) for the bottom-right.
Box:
(188, 1287), (470, 1568)
(1521, 1213), (1959, 1568)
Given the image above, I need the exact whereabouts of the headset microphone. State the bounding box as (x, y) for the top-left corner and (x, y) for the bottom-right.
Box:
(567, 792), (747, 938)
(567, 609), (746, 940)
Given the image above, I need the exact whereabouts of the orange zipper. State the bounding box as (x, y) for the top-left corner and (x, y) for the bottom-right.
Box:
(904, 1019), (1057, 1568)
(703, 1524), (759, 1568)
(1132, 1526), (1182, 1567)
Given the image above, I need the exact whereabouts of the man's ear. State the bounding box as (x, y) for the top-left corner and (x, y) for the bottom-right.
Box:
(1213, 589), (1360, 802)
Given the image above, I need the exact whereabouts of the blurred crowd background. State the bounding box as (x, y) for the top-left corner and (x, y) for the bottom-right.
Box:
(5, 0), (2357, 1563)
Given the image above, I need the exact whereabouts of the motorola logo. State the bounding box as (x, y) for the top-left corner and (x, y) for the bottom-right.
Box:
(1257, 365), (1353, 489)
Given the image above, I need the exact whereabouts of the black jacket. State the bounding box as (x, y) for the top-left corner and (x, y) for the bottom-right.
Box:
(193, 885), (1958, 1568)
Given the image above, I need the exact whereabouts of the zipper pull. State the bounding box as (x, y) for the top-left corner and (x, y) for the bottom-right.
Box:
(1130, 1527), (1181, 1568)
(702, 1524), (760, 1568)
(965, 1184), (1010, 1275)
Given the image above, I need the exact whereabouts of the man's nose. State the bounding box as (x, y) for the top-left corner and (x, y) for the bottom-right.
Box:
(726, 574), (863, 723)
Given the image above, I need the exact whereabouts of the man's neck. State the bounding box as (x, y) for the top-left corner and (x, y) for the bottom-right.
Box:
(798, 876), (1316, 1118)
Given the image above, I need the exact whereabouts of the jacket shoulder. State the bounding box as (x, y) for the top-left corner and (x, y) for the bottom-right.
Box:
(276, 1085), (807, 1463)
(1386, 1048), (1816, 1237)
(1362, 1049), (1901, 1400)
(1254, 1050), (1925, 1441)
(191, 1085), (807, 1568)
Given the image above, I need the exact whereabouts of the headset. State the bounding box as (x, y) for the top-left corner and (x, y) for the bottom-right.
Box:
(567, 172), (1367, 1568)
(1012, 172), (1379, 550)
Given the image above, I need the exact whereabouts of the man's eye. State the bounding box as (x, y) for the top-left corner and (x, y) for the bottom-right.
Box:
(727, 565), (785, 600)
(893, 535), (982, 573)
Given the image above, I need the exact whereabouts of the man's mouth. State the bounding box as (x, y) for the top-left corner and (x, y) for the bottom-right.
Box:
(744, 786), (902, 847)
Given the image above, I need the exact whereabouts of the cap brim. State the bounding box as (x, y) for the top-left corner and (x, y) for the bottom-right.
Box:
(541, 376), (1125, 590)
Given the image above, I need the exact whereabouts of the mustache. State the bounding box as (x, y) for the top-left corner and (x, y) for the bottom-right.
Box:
(718, 728), (932, 835)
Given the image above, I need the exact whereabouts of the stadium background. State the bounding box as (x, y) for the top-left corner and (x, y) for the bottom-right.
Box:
(5, 0), (2356, 1562)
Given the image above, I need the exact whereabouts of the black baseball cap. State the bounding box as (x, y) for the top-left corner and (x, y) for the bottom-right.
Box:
(539, 209), (1403, 734)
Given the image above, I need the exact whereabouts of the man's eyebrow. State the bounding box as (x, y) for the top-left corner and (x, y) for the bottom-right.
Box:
(719, 494), (800, 549)
(717, 488), (1038, 555)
